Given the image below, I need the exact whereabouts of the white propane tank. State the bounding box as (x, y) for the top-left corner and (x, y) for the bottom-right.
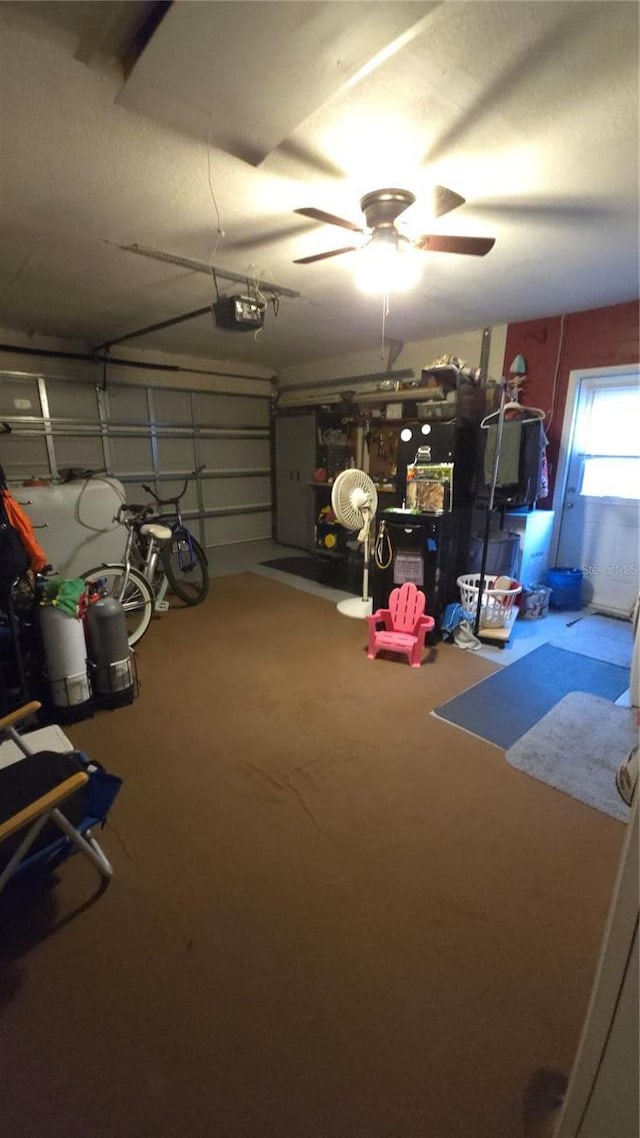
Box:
(39, 605), (91, 712)
(17, 477), (127, 579)
(86, 595), (135, 707)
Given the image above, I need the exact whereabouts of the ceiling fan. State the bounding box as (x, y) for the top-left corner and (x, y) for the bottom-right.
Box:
(292, 185), (495, 265)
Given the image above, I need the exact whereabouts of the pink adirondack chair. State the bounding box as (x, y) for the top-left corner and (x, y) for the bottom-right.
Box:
(366, 582), (435, 667)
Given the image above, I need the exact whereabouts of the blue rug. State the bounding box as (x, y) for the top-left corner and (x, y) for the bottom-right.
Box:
(433, 644), (630, 750)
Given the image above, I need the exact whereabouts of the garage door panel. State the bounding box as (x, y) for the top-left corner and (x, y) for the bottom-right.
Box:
(0, 378), (40, 418)
(110, 436), (153, 474)
(157, 436), (195, 472)
(54, 435), (104, 471)
(202, 475), (271, 510)
(199, 437), (269, 469)
(3, 434), (50, 479)
(153, 389), (192, 424)
(46, 381), (98, 421)
(107, 387), (149, 424)
(203, 512), (270, 547)
(193, 392), (270, 428)
(1, 375), (273, 545)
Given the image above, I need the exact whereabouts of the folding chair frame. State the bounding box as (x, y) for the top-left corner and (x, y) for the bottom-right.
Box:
(0, 701), (114, 896)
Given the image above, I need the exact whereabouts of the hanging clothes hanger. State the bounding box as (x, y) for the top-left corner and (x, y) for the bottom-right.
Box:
(480, 402), (545, 428)
(473, 387), (545, 636)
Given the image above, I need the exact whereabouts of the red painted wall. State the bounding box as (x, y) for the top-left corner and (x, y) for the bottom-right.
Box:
(502, 300), (639, 503)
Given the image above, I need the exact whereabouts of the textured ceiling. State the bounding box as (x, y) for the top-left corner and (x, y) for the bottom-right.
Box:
(0, 0), (638, 371)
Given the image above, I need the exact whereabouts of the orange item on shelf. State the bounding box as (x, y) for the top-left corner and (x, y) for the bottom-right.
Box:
(2, 489), (48, 572)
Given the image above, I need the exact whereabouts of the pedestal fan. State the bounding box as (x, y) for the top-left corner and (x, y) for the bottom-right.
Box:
(331, 469), (378, 619)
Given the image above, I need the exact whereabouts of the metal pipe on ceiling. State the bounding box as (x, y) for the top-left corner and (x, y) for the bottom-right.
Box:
(0, 343), (276, 383)
(118, 244), (301, 299)
(98, 305), (214, 351)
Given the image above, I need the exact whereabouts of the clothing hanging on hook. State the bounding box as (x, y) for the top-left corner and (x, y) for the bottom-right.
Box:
(478, 395), (546, 507)
(483, 420), (522, 486)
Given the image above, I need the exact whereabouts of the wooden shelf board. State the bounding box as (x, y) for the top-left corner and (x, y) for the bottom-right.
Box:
(476, 608), (518, 645)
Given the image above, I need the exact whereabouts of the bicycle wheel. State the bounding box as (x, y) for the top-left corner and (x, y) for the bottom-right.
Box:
(162, 532), (209, 605)
(82, 565), (154, 647)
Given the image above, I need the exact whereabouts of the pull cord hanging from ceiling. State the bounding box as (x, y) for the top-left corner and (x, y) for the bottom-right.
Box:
(380, 288), (391, 361)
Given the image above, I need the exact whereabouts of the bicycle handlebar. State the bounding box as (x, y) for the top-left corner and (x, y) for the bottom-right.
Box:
(141, 466), (205, 507)
(116, 502), (154, 525)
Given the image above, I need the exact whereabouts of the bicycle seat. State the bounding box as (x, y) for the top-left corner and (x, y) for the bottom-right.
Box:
(139, 522), (173, 542)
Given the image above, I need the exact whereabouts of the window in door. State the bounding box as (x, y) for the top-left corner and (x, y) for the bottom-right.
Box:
(578, 384), (640, 500)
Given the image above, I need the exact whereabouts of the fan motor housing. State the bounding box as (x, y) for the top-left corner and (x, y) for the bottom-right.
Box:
(359, 188), (416, 230)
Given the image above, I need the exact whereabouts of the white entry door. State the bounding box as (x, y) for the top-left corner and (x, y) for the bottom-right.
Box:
(554, 366), (640, 617)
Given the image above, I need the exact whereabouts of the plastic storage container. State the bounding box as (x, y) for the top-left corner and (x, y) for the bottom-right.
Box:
(548, 567), (583, 610)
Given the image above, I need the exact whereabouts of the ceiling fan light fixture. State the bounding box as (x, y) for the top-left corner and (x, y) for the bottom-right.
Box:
(353, 232), (422, 295)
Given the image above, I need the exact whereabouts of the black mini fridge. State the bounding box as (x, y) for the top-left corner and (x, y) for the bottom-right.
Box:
(371, 508), (472, 626)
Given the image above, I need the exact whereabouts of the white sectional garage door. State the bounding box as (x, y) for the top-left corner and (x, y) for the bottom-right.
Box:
(0, 371), (272, 549)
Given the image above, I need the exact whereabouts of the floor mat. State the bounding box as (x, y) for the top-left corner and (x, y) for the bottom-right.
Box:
(432, 643), (630, 750)
(506, 692), (635, 820)
(260, 556), (361, 594)
(550, 612), (633, 668)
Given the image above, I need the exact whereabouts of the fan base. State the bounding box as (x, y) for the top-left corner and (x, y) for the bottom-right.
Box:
(337, 596), (373, 619)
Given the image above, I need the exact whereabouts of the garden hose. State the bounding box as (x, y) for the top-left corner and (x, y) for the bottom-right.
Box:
(374, 520), (393, 570)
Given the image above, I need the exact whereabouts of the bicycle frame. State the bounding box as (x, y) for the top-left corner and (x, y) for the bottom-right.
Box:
(130, 519), (173, 612)
(112, 507), (171, 613)
(165, 520), (197, 575)
(141, 470), (203, 575)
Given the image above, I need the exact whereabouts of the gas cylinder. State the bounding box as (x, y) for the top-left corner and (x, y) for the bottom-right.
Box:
(39, 605), (92, 714)
(86, 595), (135, 707)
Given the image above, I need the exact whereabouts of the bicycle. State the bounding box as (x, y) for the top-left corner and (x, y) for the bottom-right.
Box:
(81, 503), (171, 647)
(81, 474), (209, 646)
(139, 469), (209, 608)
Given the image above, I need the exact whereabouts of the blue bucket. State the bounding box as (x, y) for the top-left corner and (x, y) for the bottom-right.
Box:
(547, 567), (583, 610)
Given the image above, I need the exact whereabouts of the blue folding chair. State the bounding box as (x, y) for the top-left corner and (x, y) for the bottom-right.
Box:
(0, 701), (122, 896)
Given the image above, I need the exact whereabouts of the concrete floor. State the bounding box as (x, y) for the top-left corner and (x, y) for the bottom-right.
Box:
(208, 539), (632, 702)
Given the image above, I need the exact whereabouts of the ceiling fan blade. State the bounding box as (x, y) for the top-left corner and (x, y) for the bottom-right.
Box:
(294, 207), (363, 233)
(433, 185), (466, 219)
(416, 234), (496, 256)
(293, 245), (359, 264)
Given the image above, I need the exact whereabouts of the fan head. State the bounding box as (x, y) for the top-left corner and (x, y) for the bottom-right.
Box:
(293, 185), (495, 265)
(331, 469), (378, 535)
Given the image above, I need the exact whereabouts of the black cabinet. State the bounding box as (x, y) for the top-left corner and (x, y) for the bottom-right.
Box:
(371, 509), (472, 624)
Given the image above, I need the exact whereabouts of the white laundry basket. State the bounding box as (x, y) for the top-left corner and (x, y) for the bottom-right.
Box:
(457, 573), (522, 628)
